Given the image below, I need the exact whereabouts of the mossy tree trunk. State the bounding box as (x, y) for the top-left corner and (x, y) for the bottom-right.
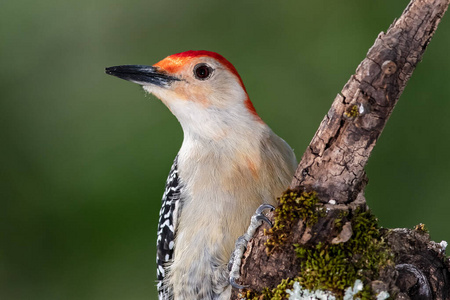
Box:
(230, 0), (450, 299)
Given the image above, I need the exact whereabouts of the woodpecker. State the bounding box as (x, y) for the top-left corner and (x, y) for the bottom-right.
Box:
(106, 51), (297, 300)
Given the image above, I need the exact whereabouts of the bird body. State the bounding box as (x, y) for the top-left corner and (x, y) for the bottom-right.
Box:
(106, 51), (297, 300)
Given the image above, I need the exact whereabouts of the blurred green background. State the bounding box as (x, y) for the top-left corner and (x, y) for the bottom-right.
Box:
(1, 0), (449, 299)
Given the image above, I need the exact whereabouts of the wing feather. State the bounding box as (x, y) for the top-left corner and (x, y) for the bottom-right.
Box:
(156, 156), (182, 299)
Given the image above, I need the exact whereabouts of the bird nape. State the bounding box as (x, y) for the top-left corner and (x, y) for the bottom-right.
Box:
(106, 50), (297, 300)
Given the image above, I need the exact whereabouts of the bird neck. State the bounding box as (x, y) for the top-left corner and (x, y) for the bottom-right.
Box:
(170, 100), (266, 146)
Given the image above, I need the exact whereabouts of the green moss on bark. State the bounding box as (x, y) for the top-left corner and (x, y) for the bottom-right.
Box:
(293, 210), (393, 297)
(265, 189), (323, 254)
(244, 194), (393, 299)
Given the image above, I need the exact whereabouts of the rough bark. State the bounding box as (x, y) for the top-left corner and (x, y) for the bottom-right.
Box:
(385, 229), (450, 299)
(231, 0), (450, 299)
(291, 0), (450, 204)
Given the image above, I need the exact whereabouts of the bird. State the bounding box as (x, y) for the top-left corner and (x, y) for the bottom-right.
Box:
(106, 50), (297, 300)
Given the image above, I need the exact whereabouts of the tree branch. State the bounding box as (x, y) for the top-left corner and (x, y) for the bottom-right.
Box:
(291, 0), (450, 204)
(231, 0), (450, 299)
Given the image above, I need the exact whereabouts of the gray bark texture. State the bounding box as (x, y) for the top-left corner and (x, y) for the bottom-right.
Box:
(230, 0), (450, 299)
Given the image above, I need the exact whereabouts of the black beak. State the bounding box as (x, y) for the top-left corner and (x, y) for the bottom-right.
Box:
(105, 65), (180, 87)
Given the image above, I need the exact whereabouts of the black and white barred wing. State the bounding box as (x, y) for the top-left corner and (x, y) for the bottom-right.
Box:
(156, 156), (182, 300)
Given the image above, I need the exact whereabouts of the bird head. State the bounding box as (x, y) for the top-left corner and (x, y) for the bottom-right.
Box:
(106, 51), (263, 139)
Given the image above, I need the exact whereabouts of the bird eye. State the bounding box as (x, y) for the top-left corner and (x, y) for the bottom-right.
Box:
(193, 63), (213, 80)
